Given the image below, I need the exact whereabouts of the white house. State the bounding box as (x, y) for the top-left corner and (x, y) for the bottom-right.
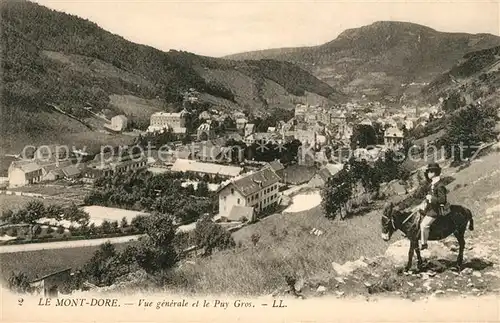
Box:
(109, 115), (128, 132)
(8, 161), (43, 188)
(244, 123), (255, 137)
(217, 167), (281, 218)
(384, 127), (404, 149)
(147, 110), (188, 134)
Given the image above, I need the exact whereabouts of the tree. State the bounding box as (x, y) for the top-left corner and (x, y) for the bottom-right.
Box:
(193, 217), (236, 256)
(120, 217), (128, 228)
(350, 124), (377, 149)
(101, 220), (112, 234)
(82, 242), (123, 286)
(321, 167), (353, 220)
(196, 181), (210, 197)
(135, 212), (178, 273)
(442, 104), (497, 164)
(22, 200), (46, 240)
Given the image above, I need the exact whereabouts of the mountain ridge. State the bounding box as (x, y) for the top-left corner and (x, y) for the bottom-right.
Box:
(225, 21), (500, 101)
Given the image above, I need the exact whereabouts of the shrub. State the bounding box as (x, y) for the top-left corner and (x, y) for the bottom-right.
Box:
(193, 219), (235, 256)
(250, 233), (260, 246)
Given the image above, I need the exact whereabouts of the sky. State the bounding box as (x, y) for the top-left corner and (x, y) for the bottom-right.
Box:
(32, 0), (500, 57)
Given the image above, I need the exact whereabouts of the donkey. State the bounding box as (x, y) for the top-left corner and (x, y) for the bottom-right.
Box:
(381, 202), (474, 272)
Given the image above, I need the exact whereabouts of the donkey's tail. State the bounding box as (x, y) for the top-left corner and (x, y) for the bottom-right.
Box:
(467, 208), (474, 231)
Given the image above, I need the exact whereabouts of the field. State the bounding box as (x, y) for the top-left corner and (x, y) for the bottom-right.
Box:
(8, 183), (91, 203)
(0, 242), (135, 281)
(170, 203), (389, 296)
(0, 195), (73, 213)
(82, 205), (149, 226)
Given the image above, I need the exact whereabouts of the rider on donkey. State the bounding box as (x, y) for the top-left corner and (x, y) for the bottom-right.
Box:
(419, 162), (448, 250)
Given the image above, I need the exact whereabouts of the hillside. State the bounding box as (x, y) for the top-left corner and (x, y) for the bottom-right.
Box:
(423, 46), (500, 106)
(226, 21), (500, 101)
(0, 0), (343, 154)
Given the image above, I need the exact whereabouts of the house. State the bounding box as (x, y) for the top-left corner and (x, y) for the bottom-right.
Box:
(244, 123), (255, 137)
(38, 160), (72, 181)
(197, 123), (215, 141)
(308, 163), (343, 188)
(29, 268), (72, 297)
(147, 111), (188, 133)
(105, 115), (128, 132)
(8, 161), (43, 188)
(384, 127), (405, 149)
(236, 118), (248, 130)
(82, 152), (148, 182)
(61, 165), (82, 179)
(199, 111), (212, 121)
(223, 205), (255, 222)
(267, 160), (285, 173)
(233, 111), (246, 119)
(171, 159), (243, 179)
(217, 167), (281, 217)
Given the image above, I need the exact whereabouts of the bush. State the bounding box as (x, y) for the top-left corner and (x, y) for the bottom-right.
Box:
(193, 219), (235, 256)
(250, 233), (260, 246)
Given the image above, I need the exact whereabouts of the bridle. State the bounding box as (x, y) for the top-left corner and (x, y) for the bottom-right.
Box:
(383, 210), (417, 232)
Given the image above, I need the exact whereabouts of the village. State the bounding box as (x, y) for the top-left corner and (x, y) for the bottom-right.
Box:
(1, 88), (445, 245)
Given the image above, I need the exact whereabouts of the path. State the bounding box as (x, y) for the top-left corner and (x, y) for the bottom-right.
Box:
(0, 235), (143, 254)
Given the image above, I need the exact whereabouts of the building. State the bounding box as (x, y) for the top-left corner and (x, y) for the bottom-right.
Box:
(38, 160), (73, 181)
(308, 163), (343, 188)
(82, 152), (148, 182)
(147, 111), (188, 134)
(29, 268), (72, 297)
(223, 205), (255, 222)
(217, 167), (281, 217)
(8, 161), (43, 188)
(171, 159), (243, 179)
(244, 123), (255, 137)
(197, 123), (215, 141)
(199, 111), (212, 121)
(236, 118), (248, 130)
(105, 115), (128, 132)
(384, 127), (405, 149)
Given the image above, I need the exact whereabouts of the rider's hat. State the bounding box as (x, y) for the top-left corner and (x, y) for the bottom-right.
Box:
(424, 162), (441, 180)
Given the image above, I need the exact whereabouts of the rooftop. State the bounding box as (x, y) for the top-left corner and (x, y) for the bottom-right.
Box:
(220, 166), (280, 197)
(171, 159), (242, 177)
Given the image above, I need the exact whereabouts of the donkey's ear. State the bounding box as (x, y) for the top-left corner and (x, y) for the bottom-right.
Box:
(383, 202), (393, 216)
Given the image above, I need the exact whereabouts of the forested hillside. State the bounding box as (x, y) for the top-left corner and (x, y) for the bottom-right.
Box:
(0, 0), (343, 153)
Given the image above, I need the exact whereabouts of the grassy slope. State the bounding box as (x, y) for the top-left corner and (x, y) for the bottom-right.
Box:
(171, 204), (387, 296)
(0, 242), (134, 281)
(169, 148), (500, 297)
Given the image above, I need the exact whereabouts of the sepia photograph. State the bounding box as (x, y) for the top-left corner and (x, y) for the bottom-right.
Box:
(0, 0), (499, 321)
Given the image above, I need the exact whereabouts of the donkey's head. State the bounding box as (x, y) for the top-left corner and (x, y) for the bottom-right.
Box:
(381, 202), (396, 241)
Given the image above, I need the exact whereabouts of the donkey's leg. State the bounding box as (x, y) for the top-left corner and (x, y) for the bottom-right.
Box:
(454, 231), (466, 271)
(415, 246), (424, 272)
(405, 240), (417, 272)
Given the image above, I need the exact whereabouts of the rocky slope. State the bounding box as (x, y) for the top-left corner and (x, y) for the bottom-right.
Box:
(226, 21), (500, 101)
